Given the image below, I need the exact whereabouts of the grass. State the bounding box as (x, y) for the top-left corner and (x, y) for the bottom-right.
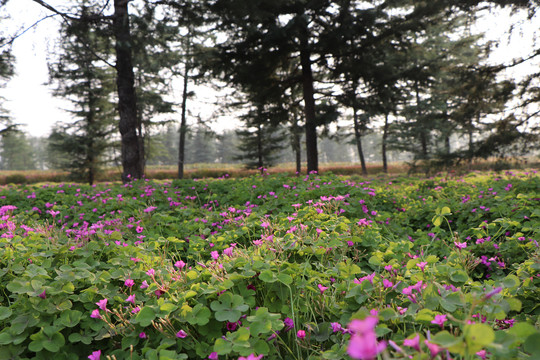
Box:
(0, 157), (538, 185)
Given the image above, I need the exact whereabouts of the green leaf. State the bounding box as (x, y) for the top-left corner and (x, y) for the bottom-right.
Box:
(58, 310), (82, 328)
(465, 324), (495, 353)
(433, 216), (443, 227)
(277, 273), (292, 285)
(416, 309), (435, 322)
(441, 207), (451, 215)
(507, 322), (537, 339)
(134, 306), (156, 327)
(432, 331), (463, 347)
(0, 306), (12, 321)
(450, 269), (468, 284)
(214, 338), (232, 355)
(259, 270), (276, 283)
(502, 275), (520, 289)
(524, 333), (540, 356)
(210, 293), (248, 322)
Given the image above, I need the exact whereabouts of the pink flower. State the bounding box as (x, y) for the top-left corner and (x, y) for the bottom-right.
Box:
(175, 260), (186, 269)
(132, 306), (141, 314)
(96, 299), (108, 312)
(90, 309), (102, 319)
(348, 317), (378, 336)
(484, 287), (502, 300)
(454, 241), (467, 249)
(383, 279), (393, 288)
(208, 352), (218, 359)
(124, 279), (135, 287)
(38, 290), (46, 299)
(223, 247), (234, 257)
(146, 269), (155, 276)
(88, 350), (101, 360)
(140, 280), (149, 289)
(126, 294), (136, 304)
(260, 221), (270, 228)
(139, 332), (147, 339)
(318, 284), (329, 294)
(136, 226), (144, 233)
(176, 330), (188, 338)
(476, 349), (487, 359)
(347, 317), (387, 360)
(403, 334), (420, 351)
(297, 330), (306, 339)
(211, 251), (219, 260)
(431, 314), (447, 328)
(238, 355), (264, 360)
(416, 262), (427, 272)
(424, 341), (442, 358)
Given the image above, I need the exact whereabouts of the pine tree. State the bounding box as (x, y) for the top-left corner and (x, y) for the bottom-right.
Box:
(47, 2), (117, 184)
(0, 131), (36, 170)
(235, 105), (287, 171)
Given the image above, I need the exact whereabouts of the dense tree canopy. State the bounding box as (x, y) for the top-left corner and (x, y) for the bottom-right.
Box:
(0, 0), (537, 175)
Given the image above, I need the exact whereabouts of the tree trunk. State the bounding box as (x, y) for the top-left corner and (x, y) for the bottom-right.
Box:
(257, 123), (263, 174)
(382, 113), (389, 174)
(352, 106), (367, 176)
(178, 63), (190, 179)
(299, 31), (318, 174)
(113, 0), (143, 183)
(414, 80), (428, 160)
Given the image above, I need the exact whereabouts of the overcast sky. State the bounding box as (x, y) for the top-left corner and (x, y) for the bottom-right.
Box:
(0, 1), (538, 137)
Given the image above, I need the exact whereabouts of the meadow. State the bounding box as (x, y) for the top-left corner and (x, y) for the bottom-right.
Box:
(0, 169), (538, 359)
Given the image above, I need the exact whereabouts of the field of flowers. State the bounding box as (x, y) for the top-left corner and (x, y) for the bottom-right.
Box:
(0, 170), (538, 360)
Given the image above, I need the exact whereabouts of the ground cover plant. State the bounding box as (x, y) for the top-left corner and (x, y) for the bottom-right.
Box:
(0, 170), (538, 360)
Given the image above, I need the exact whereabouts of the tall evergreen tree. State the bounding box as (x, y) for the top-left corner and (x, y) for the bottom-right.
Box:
(48, 2), (117, 184)
(0, 130), (36, 170)
(235, 105), (287, 170)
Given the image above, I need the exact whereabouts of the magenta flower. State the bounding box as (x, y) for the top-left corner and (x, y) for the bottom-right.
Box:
(283, 317), (294, 331)
(238, 355), (264, 360)
(416, 262), (427, 272)
(124, 279), (135, 287)
(146, 269), (155, 276)
(211, 251), (219, 260)
(140, 280), (149, 289)
(136, 226), (144, 233)
(476, 349), (487, 360)
(424, 340), (442, 358)
(176, 330), (188, 338)
(297, 330), (306, 339)
(347, 317), (386, 360)
(90, 309), (102, 319)
(126, 294), (136, 304)
(208, 352), (218, 360)
(318, 284), (329, 294)
(454, 241), (467, 249)
(382, 279), (393, 288)
(223, 247), (234, 257)
(331, 322), (344, 333)
(132, 306), (141, 314)
(348, 317), (378, 336)
(260, 221), (270, 228)
(484, 287), (502, 300)
(139, 332), (147, 339)
(175, 260), (186, 269)
(95, 299), (108, 312)
(431, 314), (447, 328)
(403, 334), (420, 351)
(88, 350), (101, 360)
(38, 290), (46, 299)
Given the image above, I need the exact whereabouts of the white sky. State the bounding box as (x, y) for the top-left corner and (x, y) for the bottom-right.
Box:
(0, 1), (538, 137)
